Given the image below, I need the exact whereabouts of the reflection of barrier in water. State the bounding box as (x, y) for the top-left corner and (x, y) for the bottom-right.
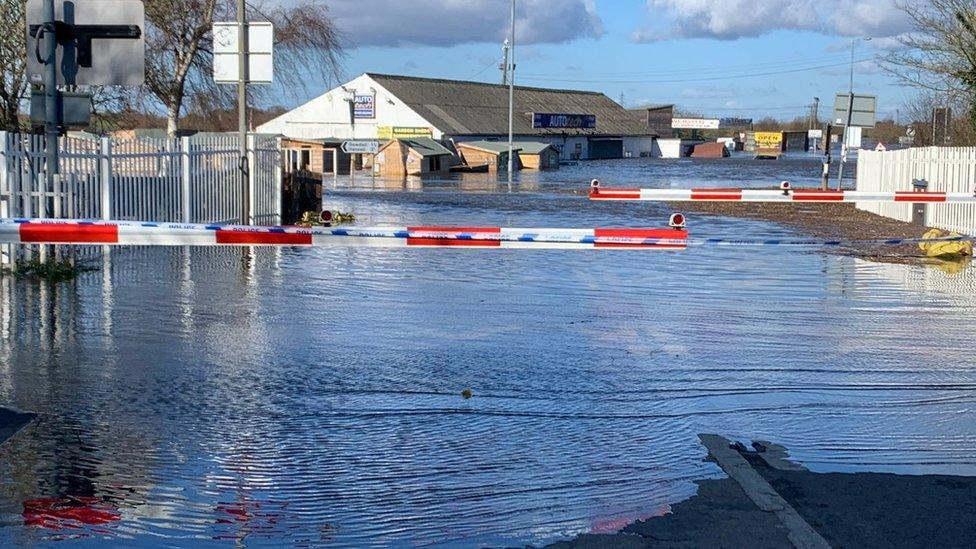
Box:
(0, 218), (690, 250)
(589, 180), (976, 204)
(23, 496), (121, 530)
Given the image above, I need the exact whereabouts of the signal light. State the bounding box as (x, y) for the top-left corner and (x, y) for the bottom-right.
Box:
(779, 181), (792, 193)
(669, 213), (686, 229)
(320, 210), (334, 224)
(590, 179), (601, 190)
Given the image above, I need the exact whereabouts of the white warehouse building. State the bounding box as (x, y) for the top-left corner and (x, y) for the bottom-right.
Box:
(258, 73), (661, 160)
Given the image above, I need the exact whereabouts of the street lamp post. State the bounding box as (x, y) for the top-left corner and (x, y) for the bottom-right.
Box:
(507, 0), (515, 185)
(837, 36), (871, 190)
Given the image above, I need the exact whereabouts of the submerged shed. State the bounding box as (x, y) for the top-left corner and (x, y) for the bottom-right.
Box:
(690, 142), (730, 158)
(374, 137), (453, 177)
(456, 140), (560, 171)
(516, 142), (560, 170)
(455, 141), (519, 172)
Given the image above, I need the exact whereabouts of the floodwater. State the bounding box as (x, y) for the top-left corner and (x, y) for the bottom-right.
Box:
(1, 155), (975, 547)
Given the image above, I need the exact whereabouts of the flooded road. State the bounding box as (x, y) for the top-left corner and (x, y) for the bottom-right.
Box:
(1, 156), (975, 547)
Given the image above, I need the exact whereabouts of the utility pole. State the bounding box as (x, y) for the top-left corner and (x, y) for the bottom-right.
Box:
(506, 0), (515, 184)
(500, 39), (509, 86)
(837, 36), (870, 190)
(237, 0), (250, 224)
(42, 0), (58, 219)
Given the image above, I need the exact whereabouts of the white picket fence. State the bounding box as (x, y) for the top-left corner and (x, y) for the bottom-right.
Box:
(1, 132), (282, 265)
(856, 147), (976, 235)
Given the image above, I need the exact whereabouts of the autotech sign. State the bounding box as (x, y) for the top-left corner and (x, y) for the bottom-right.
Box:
(532, 113), (597, 129)
(354, 94), (375, 119)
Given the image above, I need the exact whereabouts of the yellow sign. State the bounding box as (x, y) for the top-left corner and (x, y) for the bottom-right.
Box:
(754, 132), (783, 151)
(378, 126), (433, 139)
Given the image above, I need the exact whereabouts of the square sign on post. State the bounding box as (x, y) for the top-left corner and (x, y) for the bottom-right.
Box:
(213, 22), (273, 84)
(832, 93), (877, 128)
(26, 0), (145, 86)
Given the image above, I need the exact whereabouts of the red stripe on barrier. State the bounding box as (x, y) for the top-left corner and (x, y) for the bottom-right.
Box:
(690, 189), (743, 201)
(594, 228), (687, 248)
(406, 226), (501, 247)
(20, 223), (119, 244)
(792, 190), (845, 201)
(215, 231), (312, 246)
(894, 192), (946, 203)
(590, 189), (641, 200)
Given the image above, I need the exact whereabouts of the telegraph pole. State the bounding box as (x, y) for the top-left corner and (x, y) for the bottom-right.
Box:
(506, 0), (515, 184)
(237, 0), (250, 224)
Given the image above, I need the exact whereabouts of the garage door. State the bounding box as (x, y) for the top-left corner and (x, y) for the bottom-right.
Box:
(588, 139), (623, 159)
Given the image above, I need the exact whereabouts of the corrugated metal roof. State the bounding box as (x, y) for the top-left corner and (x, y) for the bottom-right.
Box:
(457, 141), (518, 154)
(459, 140), (558, 155)
(400, 137), (453, 157)
(369, 73), (650, 137)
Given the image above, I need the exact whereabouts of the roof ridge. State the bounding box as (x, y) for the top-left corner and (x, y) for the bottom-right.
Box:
(365, 72), (605, 96)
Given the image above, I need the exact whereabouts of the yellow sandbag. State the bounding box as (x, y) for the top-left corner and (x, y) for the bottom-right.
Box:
(918, 228), (973, 258)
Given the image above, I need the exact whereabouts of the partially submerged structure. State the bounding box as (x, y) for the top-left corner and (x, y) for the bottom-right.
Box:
(257, 73), (657, 160)
(690, 142), (730, 158)
(455, 140), (560, 172)
(374, 137), (453, 177)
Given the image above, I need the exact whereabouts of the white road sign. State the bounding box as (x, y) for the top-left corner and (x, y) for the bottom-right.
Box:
(341, 140), (380, 154)
(671, 118), (720, 130)
(213, 22), (273, 84)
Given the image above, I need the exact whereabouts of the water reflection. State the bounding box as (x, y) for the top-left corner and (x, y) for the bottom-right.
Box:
(1, 159), (974, 547)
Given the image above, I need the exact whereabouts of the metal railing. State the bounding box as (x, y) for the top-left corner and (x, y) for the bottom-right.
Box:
(856, 147), (976, 235)
(1, 132), (282, 265)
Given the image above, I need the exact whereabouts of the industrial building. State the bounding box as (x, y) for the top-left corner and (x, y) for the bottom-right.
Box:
(257, 73), (658, 160)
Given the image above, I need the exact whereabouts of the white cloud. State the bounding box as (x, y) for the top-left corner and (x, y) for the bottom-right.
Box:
(634, 0), (912, 42)
(328, 0), (604, 48)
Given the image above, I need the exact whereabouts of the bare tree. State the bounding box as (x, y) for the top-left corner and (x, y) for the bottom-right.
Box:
(142, 0), (219, 136)
(142, 0), (343, 137)
(0, 0), (27, 132)
(888, 0), (976, 132)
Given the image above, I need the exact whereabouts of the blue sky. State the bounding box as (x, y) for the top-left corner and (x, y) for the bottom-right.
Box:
(273, 0), (916, 122)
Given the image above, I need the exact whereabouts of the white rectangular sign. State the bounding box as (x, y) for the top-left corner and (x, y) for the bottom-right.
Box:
(341, 140), (380, 154)
(213, 22), (273, 84)
(807, 129), (823, 139)
(671, 118), (720, 130)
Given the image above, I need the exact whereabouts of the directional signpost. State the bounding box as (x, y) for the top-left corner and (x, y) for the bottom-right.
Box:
(341, 140), (380, 155)
(341, 140), (380, 184)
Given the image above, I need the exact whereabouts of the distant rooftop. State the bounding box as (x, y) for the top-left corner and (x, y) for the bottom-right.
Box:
(367, 73), (651, 137)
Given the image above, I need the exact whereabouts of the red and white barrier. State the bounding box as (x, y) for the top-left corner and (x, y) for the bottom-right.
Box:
(0, 219), (689, 250)
(589, 182), (976, 204)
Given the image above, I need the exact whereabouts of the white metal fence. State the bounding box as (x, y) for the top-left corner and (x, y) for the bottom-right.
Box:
(1, 132), (282, 265)
(856, 147), (976, 235)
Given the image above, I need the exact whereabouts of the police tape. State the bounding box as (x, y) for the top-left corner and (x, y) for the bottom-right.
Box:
(687, 235), (972, 247)
(588, 180), (976, 203)
(0, 218), (689, 250)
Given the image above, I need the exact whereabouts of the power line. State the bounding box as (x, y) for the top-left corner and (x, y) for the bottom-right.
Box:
(519, 58), (876, 85)
(522, 52), (861, 79)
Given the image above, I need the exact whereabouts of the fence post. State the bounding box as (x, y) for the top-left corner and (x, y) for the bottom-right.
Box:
(180, 136), (191, 223)
(275, 137), (283, 225)
(100, 137), (112, 221)
(247, 134), (257, 225)
(0, 133), (8, 267)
